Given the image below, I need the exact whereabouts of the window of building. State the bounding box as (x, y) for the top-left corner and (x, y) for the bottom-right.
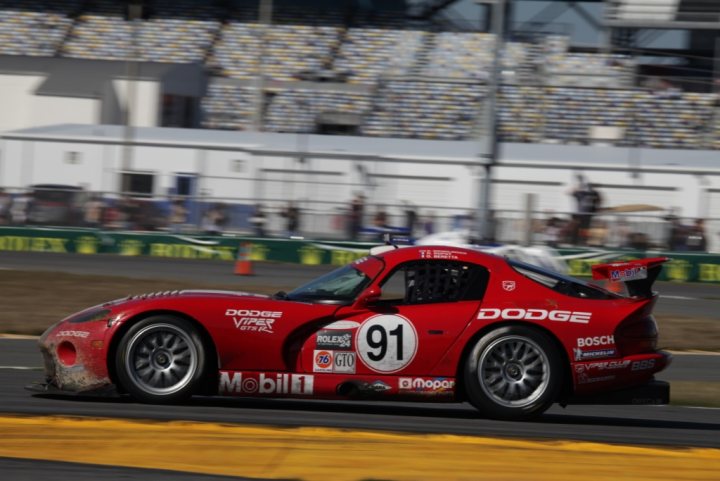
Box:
(121, 172), (154, 197)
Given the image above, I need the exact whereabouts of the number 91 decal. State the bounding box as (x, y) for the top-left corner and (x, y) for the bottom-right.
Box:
(356, 314), (418, 373)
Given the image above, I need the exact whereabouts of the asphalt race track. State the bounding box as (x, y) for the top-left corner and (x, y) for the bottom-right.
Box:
(0, 337), (718, 448)
(1, 251), (719, 480)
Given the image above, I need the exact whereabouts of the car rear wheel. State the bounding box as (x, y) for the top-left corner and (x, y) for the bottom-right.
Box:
(115, 316), (207, 404)
(464, 326), (562, 420)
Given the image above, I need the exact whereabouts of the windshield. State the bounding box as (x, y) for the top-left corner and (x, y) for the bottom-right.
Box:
(287, 265), (371, 302)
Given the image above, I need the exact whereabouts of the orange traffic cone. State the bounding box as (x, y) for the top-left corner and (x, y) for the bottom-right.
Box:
(234, 243), (253, 276)
(605, 280), (624, 295)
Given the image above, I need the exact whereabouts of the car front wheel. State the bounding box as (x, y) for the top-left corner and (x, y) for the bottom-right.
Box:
(464, 326), (563, 420)
(115, 316), (207, 404)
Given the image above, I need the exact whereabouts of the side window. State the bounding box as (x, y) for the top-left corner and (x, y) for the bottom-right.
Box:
(379, 261), (489, 305)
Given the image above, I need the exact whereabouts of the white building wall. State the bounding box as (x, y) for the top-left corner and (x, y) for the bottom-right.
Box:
(1, 131), (719, 250)
(2, 136), (719, 218)
(112, 80), (160, 127)
(29, 96), (99, 128)
(0, 74), (45, 132)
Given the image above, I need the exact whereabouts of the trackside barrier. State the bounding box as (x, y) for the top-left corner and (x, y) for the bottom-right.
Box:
(0, 227), (718, 283)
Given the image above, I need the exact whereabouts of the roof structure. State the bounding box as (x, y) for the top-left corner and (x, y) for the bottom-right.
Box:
(0, 56), (203, 98)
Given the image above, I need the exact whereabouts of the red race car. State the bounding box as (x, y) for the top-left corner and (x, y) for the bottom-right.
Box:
(31, 245), (671, 420)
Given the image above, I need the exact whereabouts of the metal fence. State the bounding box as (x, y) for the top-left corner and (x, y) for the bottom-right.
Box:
(0, 185), (717, 252)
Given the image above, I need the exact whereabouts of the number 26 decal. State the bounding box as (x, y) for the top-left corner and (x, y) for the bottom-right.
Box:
(356, 314), (418, 373)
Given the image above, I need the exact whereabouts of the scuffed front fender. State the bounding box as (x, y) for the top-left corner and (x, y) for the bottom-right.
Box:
(37, 316), (114, 393)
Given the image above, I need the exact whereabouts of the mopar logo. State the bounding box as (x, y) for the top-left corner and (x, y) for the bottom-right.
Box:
(399, 377), (455, 393)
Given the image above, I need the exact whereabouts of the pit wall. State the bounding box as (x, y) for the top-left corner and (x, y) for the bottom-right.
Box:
(0, 227), (718, 283)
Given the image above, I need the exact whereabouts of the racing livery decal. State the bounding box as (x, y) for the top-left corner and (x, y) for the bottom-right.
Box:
(226, 309), (281, 334)
(316, 329), (353, 350)
(478, 308), (591, 324)
(219, 372), (314, 395)
(573, 347), (617, 361)
(356, 314), (418, 373)
(313, 350), (333, 372)
(399, 377), (455, 395)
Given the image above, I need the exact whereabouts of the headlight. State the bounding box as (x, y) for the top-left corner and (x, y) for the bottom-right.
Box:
(68, 308), (112, 324)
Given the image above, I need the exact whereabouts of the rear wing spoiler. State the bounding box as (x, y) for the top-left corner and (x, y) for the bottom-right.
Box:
(591, 257), (670, 298)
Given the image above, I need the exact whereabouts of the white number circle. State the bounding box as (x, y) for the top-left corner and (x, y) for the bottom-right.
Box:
(356, 314), (418, 373)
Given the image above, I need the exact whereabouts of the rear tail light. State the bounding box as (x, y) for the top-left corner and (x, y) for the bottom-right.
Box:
(615, 316), (658, 356)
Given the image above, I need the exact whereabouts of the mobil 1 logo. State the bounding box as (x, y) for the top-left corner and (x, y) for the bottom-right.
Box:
(356, 314), (418, 373)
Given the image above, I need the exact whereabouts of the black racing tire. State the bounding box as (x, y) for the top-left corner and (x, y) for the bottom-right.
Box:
(115, 315), (207, 404)
(464, 325), (563, 420)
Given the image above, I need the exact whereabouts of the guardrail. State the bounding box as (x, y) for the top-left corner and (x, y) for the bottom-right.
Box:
(0, 226), (718, 283)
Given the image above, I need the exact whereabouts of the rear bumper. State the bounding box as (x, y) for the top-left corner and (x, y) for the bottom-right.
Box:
(567, 379), (670, 405)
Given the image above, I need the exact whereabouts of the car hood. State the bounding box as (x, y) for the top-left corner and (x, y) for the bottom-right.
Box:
(97, 289), (271, 313)
(119, 289), (270, 302)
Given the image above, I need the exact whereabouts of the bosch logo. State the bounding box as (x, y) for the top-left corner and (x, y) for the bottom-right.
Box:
(477, 308), (591, 324)
(577, 335), (614, 347)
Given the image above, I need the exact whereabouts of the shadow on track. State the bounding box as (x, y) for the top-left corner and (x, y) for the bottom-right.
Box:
(31, 393), (720, 435)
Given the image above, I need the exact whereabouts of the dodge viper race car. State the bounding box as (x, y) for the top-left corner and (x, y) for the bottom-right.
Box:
(31, 245), (672, 420)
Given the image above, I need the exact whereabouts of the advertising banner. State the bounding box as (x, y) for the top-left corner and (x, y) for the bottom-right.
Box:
(1, 227), (718, 283)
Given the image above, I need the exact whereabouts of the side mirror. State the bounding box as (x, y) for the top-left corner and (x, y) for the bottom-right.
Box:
(352, 287), (381, 309)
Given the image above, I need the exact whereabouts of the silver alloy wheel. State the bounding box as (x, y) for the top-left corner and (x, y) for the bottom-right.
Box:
(124, 323), (198, 396)
(477, 335), (550, 408)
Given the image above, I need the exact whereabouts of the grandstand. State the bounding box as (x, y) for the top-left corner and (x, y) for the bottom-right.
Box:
(0, 0), (719, 248)
(0, 0), (718, 149)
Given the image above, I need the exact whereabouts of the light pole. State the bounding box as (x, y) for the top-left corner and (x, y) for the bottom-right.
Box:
(120, 1), (142, 194)
(475, 0), (505, 242)
(253, 0), (273, 131)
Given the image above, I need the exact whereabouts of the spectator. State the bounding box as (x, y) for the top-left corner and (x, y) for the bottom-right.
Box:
(587, 219), (609, 247)
(280, 201), (300, 237)
(202, 203), (228, 236)
(569, 174), (602, 245)
(542, 216), (564, 248)
(102, 202), (123, 230)
(347, 193), (365, 240)
(0, 189), (10, 224)
(374, 206), (388, 229)
(686, 219), (707, 252)
(9, 192), (30, 225)
(666, 215), (687, 251)
(83, 194), (105, 228)
(249, 203), (267, 237)
(423, 211), (435, 235)
(402, 201), (417, 236)
(168, 199), (188, 233)
(609, 218), (631, 248)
